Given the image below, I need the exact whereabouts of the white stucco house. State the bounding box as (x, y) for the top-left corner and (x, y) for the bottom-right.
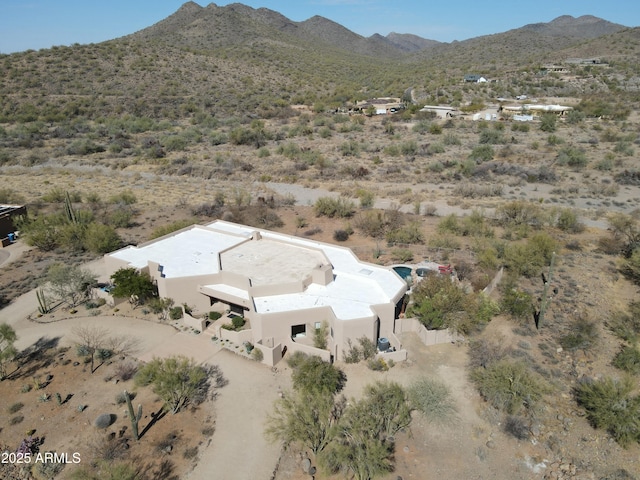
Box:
(104, 220), (409, 365)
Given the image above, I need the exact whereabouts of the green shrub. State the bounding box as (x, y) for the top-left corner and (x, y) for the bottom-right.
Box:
(612, 346), (640, 375)
(557, 146), (587, 168)
(231, 316), (245, 330)
(575, 376), (640, 447)
(251, 347), (263, 362)
(314, 197), (355, 218)
(606, 303), (640, 343)
(556, 208), (584, 233)
(333, 229), (350, 242)
(367, 358), (389, 371)
(468, 144), (494, 163)
(408, 377), (457, 425)
(391, 248), (414, 263)
(471, 360), (550, 414)
(208, 311), (222, 321)
(559, 318), (598, 351)
(386, 221), (424, 245)
(501, 286), (533, 320)
(169, 307), (183, 320)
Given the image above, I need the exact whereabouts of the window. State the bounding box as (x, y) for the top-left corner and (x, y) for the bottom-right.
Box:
(291, 324), (306, 338)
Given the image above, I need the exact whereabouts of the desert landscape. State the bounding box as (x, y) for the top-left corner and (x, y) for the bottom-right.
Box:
(1, 2), (640, 480)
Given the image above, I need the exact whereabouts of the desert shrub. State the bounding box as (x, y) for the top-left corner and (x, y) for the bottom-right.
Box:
(356, 188), (375, 208)
(615, 169), (640, 186)
(479, 129), (505, 145)
(333, 229), (350, 242)
(8, 402), (24, 414)
(606, 304), (640, 343)
(408, 377), (457, 425)
(620, 249), (640, 286)
(504, 233), (557, 278)
(471, 360), (550, 414)
(114, 362), (138, 382)
(503, 415), (531, 440)
(501, 286), (534, 320)
(469, 337), (509, 369)
(150, 219), (195, 239)
(612, 346), (640, 375)
(314, 196), (355, 218)
(169, 306), (183, 320)
(495, 200), (542, 227)
(386, 221), (424, 245)
(366, 357), (389, 371)
(343, 339), (362, 363)
(208, 311), (222, 321)
(539, 113), (557, 132)
(391, 248), (414, 263)
(453, 183), (503, 198)
(555, 208), (584, 233)
(251, 347), (263, 362)
(468, 144), (494, 163)
(559, 317), (598, 351)
(556, 146), (587, 168)
(597, 235), (625, 255)
(575, 376), (640, 447)
(339, 139), (360, 156)
(408, 274), (469, 331)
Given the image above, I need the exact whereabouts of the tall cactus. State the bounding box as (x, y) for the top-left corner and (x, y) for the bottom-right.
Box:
(36, 288), (51, 314)
(64, 191), (77, 224)
(535, 252), (556, 330)
(124, 390), (142, 441)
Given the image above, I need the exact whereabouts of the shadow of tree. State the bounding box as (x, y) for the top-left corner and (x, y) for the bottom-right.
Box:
(9, 336), (61, 380)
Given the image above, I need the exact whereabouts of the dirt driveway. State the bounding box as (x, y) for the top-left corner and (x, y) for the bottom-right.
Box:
(0, 280), (289, 480)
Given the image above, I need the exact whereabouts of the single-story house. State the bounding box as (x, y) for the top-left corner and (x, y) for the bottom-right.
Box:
(464, 74), (487, 83)
(104, 220), (409, 365)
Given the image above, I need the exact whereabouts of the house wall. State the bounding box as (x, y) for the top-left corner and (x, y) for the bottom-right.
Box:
(160, 273), (219, 313)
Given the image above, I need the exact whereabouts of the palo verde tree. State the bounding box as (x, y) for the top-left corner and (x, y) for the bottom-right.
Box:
(320, 381), (412, 480)
(266, 353), (346, 455)
(0, 323), (18, 380)
(45, 263), (97, 308)
(110, 267), (157, 307)
(134, 356), (213, 414)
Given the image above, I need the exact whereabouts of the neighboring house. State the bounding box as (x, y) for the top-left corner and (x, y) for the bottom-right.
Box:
(104, 220), (408, 365)
(419, 105), (460, 119)
(463, 74), (487, 83)
(0, 204), (26, 247)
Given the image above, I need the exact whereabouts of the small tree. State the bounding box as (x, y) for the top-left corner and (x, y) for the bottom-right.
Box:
(0, 323), (18, 380)
(45, 263), (97, 308)
(135, 356), (211, 414)
(110, 267), (157, 307)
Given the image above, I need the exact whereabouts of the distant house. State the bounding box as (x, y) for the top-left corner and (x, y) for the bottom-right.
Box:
(464, 74), (487, 83)
(419, 105), (460, 119)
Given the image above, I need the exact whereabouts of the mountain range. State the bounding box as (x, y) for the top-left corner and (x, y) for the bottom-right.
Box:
(128, 2), (627, 57)
(0, 2), (638, 120)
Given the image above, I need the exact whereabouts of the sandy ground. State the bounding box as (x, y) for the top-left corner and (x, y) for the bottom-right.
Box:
(0, 254), (290, 480)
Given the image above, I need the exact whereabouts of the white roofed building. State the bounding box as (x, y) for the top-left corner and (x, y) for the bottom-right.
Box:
(105, 220), (408, 365)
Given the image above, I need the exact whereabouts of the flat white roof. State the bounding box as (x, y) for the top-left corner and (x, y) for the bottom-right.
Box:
(108, 220), (407, 320)
(109, 226), (245, 278)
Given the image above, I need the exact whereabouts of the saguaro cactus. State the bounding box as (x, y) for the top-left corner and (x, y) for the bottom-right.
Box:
(124, 390), (142, 441)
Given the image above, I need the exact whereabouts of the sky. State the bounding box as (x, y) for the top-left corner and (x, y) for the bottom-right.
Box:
(1, 0), (638, 54)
